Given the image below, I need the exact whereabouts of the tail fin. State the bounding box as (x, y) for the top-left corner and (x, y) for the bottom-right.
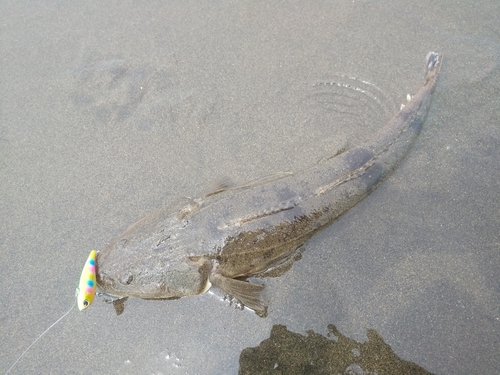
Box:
(425, 52), (443, 82)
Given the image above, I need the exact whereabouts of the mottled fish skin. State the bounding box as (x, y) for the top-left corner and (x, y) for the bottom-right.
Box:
(96, 53), (442, 316)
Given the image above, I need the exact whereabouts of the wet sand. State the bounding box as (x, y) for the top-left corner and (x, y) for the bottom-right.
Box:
(1, 1), (499, 374)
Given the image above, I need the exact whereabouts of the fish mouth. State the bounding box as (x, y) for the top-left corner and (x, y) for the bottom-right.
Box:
(96, 271), (122, 296)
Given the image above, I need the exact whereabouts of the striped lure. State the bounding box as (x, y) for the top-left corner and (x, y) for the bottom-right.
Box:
(77, 249), (97, 310)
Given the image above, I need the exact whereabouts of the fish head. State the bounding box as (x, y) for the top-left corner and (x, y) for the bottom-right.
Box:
(95, 199), (213, 300)
(96, 251), (212, 300)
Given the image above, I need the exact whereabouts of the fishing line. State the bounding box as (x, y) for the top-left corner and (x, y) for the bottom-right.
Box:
(4, 302), (76, 375)
(4, 250), (97, 375)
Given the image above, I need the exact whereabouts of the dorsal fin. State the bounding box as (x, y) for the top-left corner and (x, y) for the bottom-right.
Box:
(230, 171), (294, 191)
(176, 197), (200, 220)
(198, 177), (235, 198)
(176, 173), (295, 220)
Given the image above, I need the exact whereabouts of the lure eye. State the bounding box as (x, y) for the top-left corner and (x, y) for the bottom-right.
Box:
(83, 300), (89, 307)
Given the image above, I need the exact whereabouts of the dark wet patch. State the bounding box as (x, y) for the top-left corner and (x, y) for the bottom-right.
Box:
(361, 162), (385, 189)
(344, 147), (374, 170)
(407, 110), (426, 133)
(239, 324), (434, 375)
(275, 185), (298, 202)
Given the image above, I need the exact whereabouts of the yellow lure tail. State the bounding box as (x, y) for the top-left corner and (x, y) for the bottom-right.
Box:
(77, 250), (97, 310)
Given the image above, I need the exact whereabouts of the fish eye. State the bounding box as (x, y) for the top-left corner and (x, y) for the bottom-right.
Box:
(120, 274), (134, 285)
(83, 300), (89, 307)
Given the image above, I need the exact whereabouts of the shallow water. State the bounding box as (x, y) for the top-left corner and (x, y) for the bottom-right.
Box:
(1, 1), (499, 374)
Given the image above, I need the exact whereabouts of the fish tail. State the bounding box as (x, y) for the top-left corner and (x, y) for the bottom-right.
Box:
(424, 52), (443, 82)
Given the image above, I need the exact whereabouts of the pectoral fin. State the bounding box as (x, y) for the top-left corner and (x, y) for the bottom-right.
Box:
(210, 271), (267, 317)
(112, 297), (128, 316)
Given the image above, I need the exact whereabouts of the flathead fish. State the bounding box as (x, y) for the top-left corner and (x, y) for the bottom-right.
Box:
(96, 52), (443, 316)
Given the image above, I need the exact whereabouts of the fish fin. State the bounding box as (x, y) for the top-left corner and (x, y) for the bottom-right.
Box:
(176, 197), (201, 220)
(112, 297), (128, 316)
(199, 173), (295, 201)
(315, 138), (350, 164)
(210, 271), (267, 317)
(253, 245), (304, 278)
(198, 177), (235, 198)
(176, 178), (235, 220)
(231, 171), (294, 191)
(98, 291), (128, 315)
(424, 52), (442, 82)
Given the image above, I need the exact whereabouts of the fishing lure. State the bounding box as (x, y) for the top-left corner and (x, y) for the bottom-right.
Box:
(77, 249), (97, 310)
(5, 250), (97, 374)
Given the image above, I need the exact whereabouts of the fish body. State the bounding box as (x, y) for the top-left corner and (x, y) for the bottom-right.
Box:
(96, 53), (442, 316)
(77, 250), (97, 310)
